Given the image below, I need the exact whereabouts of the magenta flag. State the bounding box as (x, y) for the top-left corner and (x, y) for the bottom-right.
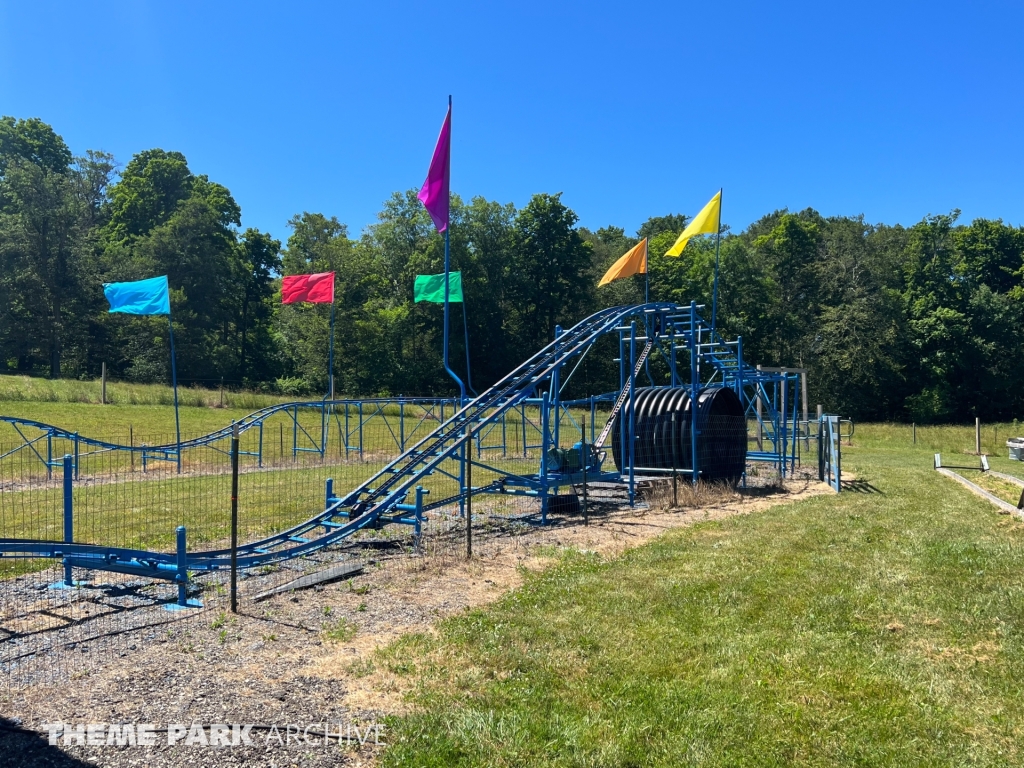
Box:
(417, 104), (451, 233)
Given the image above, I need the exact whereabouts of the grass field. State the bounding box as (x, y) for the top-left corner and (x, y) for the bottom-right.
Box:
(0, 373), (292, 410)
(0, 398), (560, 579)
(372, 425), (1024, 767)
(5, 395), (1024, 762)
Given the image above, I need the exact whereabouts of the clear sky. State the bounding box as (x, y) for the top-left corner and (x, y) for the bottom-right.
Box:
(1, 1), (1021, 243)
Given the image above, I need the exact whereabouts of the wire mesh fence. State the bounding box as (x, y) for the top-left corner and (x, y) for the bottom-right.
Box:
(1, 395), (803, 690)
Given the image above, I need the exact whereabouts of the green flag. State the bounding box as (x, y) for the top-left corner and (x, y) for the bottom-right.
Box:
(414, 271), (463, 303)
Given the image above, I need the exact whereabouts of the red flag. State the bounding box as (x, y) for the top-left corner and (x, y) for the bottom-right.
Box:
(281, 272), (335, 304)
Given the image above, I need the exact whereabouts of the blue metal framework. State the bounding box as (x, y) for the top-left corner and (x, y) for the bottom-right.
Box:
(1, 302), (802, 605)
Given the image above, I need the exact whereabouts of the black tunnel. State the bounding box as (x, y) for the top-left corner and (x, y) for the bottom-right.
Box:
(610, 386), (747, 482)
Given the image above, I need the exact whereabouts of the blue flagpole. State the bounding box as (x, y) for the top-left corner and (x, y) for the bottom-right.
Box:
(167, 315), (181, 473)
(443, 228), (467, 402)
(327, 299), (336, 399)
(644, 239), (649, 304)
(441, 94), (466, 403)
(711, 188), (723, 334)
(462, 298), (477, 397)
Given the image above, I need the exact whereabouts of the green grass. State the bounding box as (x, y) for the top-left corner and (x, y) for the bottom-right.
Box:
(0, 373), (291, 410)
(375, 425), (1024, 766)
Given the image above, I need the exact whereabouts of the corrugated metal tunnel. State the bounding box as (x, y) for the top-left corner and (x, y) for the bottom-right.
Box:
(611, 386), (747, 482)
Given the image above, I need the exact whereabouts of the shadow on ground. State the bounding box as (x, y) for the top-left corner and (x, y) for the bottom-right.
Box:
(0, 717), (95, 767)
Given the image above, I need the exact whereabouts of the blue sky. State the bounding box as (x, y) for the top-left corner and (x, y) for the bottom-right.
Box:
(1, 1), (1021, 243)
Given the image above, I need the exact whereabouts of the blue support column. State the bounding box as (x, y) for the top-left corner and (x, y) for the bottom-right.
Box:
(618, 328), (627, 480)
(736, 336), (745, 411)
(320, 400), (327, 459)
(62, 454), (73, 587)
(292, 405), (298, 459)
(164, 525), (201, 610)
(690, 301), (700, 486)
(540, 390), (551, 525)
(176, 525), (188, 606)
(459, 426), (467, 518)
(521, 401), (527, 458)
(552, 325), (562, 451)
(50, 454), (81, 590)
(413, 485), (428, 552)
(628, 321), (637, 506)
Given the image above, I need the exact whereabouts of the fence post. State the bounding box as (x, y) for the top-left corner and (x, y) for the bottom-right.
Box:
(835, 418), (842, 491)
(414, 485), (427, 553)
(175, 525), (189, 607)
(672, 411), (678, 508)
(62, 454), (73, 587)
(230, 423), (239, 613)
(801, 370), (809, 451)
(101, 362), (107, 405)
(466, 429), (473, 558)
(582, 438), (589, 526)
(540, 391), (551, 525)
(817, 416), (824, 482)
(976, 417), (981, 455)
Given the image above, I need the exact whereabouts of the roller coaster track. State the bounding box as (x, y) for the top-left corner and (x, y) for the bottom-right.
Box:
(0, 302), (796, 583)
(0, 397), (454, 464)
(594, 339), (653, 449)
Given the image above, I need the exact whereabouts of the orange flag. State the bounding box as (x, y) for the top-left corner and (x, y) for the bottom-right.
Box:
(598, 238), (648, 287)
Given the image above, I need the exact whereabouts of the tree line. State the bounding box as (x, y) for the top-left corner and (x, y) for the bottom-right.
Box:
(1, 116), (1022, 423)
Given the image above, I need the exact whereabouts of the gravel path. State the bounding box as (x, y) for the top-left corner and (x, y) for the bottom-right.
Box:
(1, 468), (827, 767)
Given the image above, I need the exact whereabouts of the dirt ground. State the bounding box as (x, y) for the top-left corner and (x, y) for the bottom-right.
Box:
(0, 470), (832, 767)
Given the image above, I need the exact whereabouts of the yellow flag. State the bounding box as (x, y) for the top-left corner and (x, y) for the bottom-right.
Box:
(598, 238), (648, 287)
(665, 190), (721, 257)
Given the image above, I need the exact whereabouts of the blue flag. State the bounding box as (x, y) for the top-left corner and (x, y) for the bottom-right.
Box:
(104, 276), (171, 315)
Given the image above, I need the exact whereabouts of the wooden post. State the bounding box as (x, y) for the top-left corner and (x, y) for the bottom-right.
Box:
(129, 425), (134, 472)
(219, 377), (224, 408)
(101, 362), (107, 405)
(976, 417), (981, 455)
(913, 422), (916, 444)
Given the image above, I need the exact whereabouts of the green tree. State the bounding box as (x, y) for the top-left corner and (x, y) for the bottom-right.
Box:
(0, 116), (102, 377)
(508, 193), (594, 354)
(235, 229), (282, 384)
